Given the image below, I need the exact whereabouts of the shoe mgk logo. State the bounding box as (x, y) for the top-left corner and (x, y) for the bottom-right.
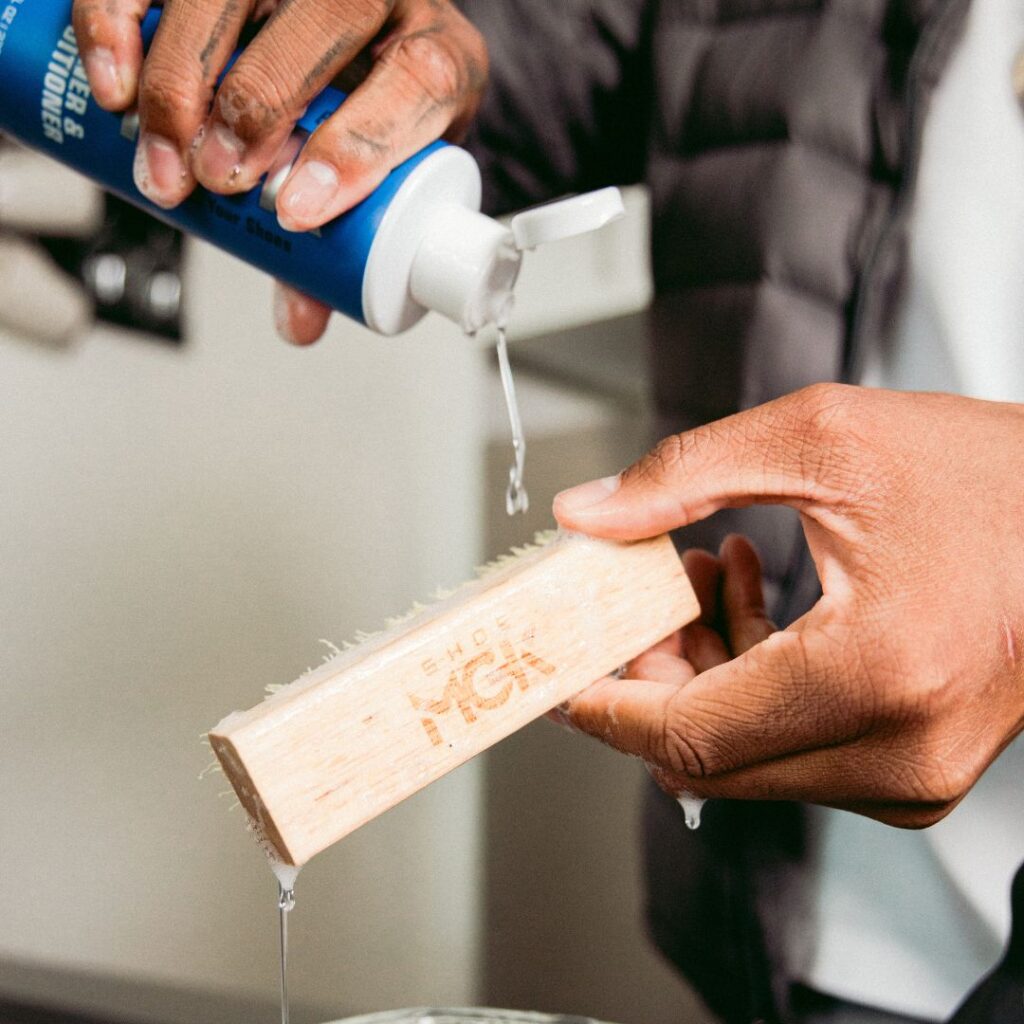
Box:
(408, 620), (556, 748)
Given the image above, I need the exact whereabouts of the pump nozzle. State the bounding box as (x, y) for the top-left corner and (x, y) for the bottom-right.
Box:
(360, 144), (626, 336)
(406, 185), (627, 335)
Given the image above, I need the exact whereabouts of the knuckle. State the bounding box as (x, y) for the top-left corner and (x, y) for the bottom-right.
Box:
(891, 745), (975, 807)
(662, 721), (709, 779)
(307, 123), (389, 178)
(794, 382), (858, 439)
(766, 629), (813, 685)
(780, 382), (876, 501)
(924, 737), (980, 803)
(661, 695), (726, 779)
(216, 65), (297, 139)
(72, 1), (106, 47)
(383, 32), (464, 105)
(631, 431), (697, 488)
(140, 68), (209, 132)
(876, 655), (957, 729)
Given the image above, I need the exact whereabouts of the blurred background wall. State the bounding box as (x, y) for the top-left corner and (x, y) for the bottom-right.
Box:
(0, 182), (708, 1024)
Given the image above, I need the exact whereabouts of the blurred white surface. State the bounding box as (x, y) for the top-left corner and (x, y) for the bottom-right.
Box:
(505, 187), (652, 341)
(0, 146), (104, 235)
(0, 238), (489, 1015)
(0, 186), (683, 1024)
(0, 147), (102, 344)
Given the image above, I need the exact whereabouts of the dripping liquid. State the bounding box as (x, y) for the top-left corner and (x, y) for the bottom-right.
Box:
(266, 327), (523, 1024)
(495, 326), (528, 516)
(678, 793), (706, 830)
(278, 883), (295, 1024)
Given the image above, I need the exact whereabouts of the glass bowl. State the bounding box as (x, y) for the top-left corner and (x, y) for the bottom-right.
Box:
(327, 1010), (604, 1024)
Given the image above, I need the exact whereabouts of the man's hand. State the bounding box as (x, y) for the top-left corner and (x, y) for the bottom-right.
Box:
(72, 0), (488, 342)
(553, 385), (1024, 828)
(560, 536), (776, 802)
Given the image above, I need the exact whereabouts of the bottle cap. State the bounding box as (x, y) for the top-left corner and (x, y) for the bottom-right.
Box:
(408, 186), (626, 335)
(509, 188), (625, 251)
(410, 203), (520, 335)
(367, 146), (627, 336)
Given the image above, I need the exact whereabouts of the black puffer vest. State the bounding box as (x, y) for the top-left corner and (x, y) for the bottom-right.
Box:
(461, 2), (972, 1020)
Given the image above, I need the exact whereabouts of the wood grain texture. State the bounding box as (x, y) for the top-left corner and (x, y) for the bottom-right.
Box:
(209, 532), (699, 866)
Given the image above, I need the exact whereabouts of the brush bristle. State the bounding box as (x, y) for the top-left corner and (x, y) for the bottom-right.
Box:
(265, 529), (562, 699)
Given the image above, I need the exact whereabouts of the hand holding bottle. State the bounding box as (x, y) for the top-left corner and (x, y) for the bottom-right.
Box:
(73, 0), (488, 342)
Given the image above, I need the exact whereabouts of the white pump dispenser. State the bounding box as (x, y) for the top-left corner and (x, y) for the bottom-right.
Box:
(360, 147), (625, 335)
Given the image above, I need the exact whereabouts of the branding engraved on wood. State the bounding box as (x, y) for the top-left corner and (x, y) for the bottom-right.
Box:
(407, 618), (556, 747)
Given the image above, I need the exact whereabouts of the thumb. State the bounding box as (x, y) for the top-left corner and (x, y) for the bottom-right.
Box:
(553, 384), (857, 539)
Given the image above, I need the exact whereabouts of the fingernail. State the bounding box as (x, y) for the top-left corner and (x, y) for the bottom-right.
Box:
(273, 282), (299, 345)
(278, 161), (339, 231)
(134, 133), (188, 208)
(83, 48), (124, 105)
(554, 474), (621, 517)
(194, 124), (247, 188)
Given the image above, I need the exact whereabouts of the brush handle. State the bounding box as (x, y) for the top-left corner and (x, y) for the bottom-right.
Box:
(209, 533), (699, 866)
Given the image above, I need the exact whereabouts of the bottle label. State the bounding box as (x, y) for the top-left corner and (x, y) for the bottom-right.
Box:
(0, 0), (445, 325)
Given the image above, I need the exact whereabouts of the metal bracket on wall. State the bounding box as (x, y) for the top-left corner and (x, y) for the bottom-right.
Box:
(40, 195), (185, 344)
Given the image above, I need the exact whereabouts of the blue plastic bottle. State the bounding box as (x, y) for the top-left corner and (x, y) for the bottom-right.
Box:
(0, 0), (623, 335)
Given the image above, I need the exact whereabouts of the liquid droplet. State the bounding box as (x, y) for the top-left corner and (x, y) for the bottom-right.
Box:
(278, 883), (295, 1024)
(495, 326), (529, 516)
(678, 792), (706, 830)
